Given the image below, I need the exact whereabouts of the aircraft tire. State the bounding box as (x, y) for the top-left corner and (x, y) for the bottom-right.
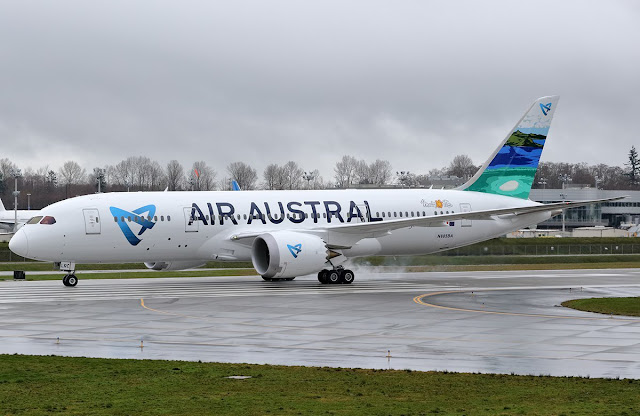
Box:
(318, 270), (328, 284)
(261, 276), (273, 281)
(62, 275), (70, 286)
(341, 269), (354, 284)
(67, 275), (78, 287)
(327, 270), (340, 284)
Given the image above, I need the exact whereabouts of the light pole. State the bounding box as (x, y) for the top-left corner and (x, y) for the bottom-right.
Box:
(26, 193), (31, 210)
(396, 171), (411, 188)
(11, 169), (22, 233)
(560, 192), (567, 233)
(95, 168), (104, 193)
(558, 174), (572, 234)
(302, 171), (315, 189)
(538, 177), (547, 190)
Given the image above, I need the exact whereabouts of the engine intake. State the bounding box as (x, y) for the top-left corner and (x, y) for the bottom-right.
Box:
(251, 231), (329, 279)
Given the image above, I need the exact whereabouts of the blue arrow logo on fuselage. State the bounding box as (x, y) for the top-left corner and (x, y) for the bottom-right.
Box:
(287, 243), (302, 258)
(109, 204), (157, 246)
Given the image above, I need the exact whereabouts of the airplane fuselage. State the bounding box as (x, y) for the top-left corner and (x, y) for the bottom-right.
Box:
(11, 189), (549, 266)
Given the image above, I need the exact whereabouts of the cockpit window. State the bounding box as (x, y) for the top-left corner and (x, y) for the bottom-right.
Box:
(40, 216), (56, 225)
(27, 216), (43, 225)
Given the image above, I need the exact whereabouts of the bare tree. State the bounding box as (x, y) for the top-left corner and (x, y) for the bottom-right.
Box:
(227, 162), (257, 190)
(189, 161), (217, 191)
(166, 160), (185, 191)
(263, 164), (281, 190)
(281, 161), (303, 190)
(58, 161), (86, 197)
(369, 159), (393, 185)
(334, 155), (359, 188)
(447, 155), (477, 180)
(110, 158), (135, 189)
(0, 158), (18, 180)
(58, 161), (86, 186)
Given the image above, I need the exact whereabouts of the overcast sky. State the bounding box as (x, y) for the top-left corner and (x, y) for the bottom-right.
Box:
(1, 0), (639, 182)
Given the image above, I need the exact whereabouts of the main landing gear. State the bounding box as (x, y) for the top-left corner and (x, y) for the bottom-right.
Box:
(317, 267), (354, 285)
(62, 273), (78, 287)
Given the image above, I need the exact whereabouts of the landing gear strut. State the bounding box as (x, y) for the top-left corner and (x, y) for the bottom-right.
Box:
(62, 274), (78, 287)
(318, 267), (354, 285)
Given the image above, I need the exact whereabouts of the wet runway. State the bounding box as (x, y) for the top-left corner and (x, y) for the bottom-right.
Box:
(1, 268), (640, 378)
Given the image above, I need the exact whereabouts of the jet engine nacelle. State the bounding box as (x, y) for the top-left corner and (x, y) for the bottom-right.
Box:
(251, 231), (329, 279)
(144, 261), (206, 271)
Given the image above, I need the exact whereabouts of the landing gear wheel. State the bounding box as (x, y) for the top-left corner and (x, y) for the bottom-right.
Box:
(63, 274), (78, 287)
(340, 269), (354, 284)
(327, 270), (340, 284)
(318, 270), (328, 284)
(261, 276), (273, 281)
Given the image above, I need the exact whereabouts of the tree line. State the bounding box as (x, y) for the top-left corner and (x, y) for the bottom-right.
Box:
(0, 146), (638, 210)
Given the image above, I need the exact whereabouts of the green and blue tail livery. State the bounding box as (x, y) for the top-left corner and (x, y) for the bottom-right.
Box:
(460, 95), (559, 199)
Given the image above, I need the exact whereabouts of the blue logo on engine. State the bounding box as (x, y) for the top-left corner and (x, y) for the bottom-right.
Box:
(109, 205), (157, 246)
(540, 102), (552, 116)
(287, 243), (302, 258)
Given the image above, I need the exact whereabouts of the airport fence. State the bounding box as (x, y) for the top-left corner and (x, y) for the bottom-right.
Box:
(439, 244), (640, 256)
(0, 250), (29, 262)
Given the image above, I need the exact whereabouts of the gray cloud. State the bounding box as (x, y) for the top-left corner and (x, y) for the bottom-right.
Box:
(1, 0), (639, 181)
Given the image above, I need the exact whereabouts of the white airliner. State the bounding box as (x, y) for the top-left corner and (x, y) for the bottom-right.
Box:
(0, 199), (42, 232)
(9, 96), (623, 286)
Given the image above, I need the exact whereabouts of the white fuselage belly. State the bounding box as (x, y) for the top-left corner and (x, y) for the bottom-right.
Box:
(18, 189), (549, 264)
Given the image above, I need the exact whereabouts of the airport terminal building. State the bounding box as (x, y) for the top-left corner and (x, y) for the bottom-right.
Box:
(530, 187), (640, 229)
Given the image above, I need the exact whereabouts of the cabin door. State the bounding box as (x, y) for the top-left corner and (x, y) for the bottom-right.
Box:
(459, 203), (472, 227)
(184, 207), (199, 232)
(83, 209), (101, 234)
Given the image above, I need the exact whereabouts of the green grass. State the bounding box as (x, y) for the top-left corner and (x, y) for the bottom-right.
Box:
(562, 297), (640, 317)
(0, 355), (638, 415)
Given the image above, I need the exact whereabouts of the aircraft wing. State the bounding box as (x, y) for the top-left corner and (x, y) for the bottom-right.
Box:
(325, 196), (625, 235)
(230, 196), (625, 248)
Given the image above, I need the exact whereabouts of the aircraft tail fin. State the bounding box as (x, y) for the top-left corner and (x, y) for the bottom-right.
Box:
(459, 95), (559, 199)
(0, 198), (4, 211)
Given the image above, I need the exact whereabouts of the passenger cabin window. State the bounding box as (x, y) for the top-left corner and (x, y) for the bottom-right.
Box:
(167, 216), (171, 221)
(27, 216), (43, 225)
(40, 216), (56, 225)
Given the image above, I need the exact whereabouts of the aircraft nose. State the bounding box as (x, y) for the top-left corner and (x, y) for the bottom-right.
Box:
(9, 228), (29, 258)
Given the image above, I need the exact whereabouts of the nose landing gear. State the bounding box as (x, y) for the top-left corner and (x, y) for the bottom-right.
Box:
(318, 267), (354, 284)
(62, 274), (78, 287)
(56, 262), (78, 287)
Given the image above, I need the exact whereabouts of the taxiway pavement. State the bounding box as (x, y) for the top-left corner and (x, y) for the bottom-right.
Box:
(1, 268), (640, 378)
